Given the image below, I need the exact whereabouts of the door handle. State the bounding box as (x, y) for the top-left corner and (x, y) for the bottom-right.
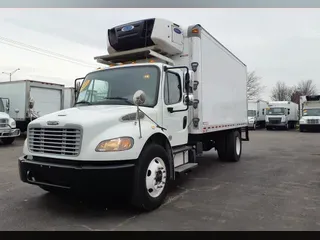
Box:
(167, 107), (174, 113)
(183, 116), (187, 129)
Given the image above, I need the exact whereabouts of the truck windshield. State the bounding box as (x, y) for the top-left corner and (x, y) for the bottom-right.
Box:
(76, 66), (160, 107)
(248, 110), (256, 117)
(267, 107), (285, 115)
(0, 99), (4, 112)
(303, 108), (320, 116)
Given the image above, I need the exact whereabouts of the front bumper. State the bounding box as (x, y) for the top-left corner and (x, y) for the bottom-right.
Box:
(0, 128), (20, 138)
(18, 155), (135, 193)
(266, 122), (286, 127)
(300, 124), (320, 131)
(248, 122), (255, 128)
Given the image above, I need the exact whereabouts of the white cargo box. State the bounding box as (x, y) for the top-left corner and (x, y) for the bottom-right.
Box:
(0, 80), (65, 121)
(181, 26), (248, 134)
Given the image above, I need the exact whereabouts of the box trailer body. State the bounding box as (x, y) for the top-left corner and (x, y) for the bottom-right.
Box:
(0, 80), (64, 132)
(63, 87), (75, 109)
(0, 97), (20, 144)
(266, 101), (299, 130)
(19, 18), (249, 211)
(247, 100), (268, 129)
(299, 95), (320, 132)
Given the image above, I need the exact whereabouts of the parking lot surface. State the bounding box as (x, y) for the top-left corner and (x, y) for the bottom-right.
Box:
(0, 130), (320, 231)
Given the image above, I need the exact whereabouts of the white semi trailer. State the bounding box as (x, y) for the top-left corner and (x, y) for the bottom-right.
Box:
(247, 99), (268, 129)
(18, 18), (249, 211)
(299, 95), (320, 132)
(265, 101), (299, 130)
(0, 97), (20, 144)
(0, 80), (65, 132)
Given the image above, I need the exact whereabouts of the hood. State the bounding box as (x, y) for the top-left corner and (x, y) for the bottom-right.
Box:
(0, 112), (9, 119)
(29, 105), (157, 128)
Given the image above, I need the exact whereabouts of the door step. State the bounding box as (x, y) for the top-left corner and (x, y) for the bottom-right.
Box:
(172, 145), (193, 154)
(175, 163), (198, 176)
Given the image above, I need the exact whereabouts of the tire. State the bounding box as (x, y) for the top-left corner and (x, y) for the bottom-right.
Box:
(217, 130), (242, 162)
(1, 137), (15, 145)
(253, 123), (256, 130)
(299, 126), (304, 132)
(131, 144), (170, 211)
(266, 127), (271, 131)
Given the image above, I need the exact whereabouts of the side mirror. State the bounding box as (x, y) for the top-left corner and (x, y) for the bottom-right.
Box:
(184, 72), (190, 91)
(133, 90), (146, 106)
(5, 101), (9, 112)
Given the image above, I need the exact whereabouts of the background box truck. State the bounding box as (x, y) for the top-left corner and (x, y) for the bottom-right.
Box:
(266, 101), (299, 130)
(0, 80), (65, 132)
(0, 97), (20, 144)
(247, 99), (269, 129)
(299, 95), (320, 132)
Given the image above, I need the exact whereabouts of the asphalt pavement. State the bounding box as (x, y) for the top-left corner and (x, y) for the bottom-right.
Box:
(0, 129), (320, 231)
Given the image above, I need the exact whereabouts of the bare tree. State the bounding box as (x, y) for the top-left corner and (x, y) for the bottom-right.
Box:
(296, 79), (317, 96)
(247, 71), (265, 100)
(270, 81), (293, 101)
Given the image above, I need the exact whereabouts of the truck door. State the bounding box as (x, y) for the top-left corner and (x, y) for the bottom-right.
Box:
(162, 70), (189, 147)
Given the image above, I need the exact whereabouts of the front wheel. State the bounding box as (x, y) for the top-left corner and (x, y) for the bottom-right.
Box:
(1, 137), (15, 145)
(131, 144), (170, 211)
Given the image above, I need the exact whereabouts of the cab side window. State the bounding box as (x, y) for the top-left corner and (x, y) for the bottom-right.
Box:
(164, 72), (182, 105)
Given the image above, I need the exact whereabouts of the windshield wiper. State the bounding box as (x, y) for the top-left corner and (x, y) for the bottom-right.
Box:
(104, 97), (134, 105)
(75, 100), (92, 105)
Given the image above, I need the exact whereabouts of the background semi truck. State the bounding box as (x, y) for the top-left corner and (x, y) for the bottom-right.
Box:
(299, 95), (320, 132)
(247, 99), (268, 129)
(0, 80), (65, 132)
(0, 97), (20, 144)
(265, 101), (299, 130)
(18, 18), (249, 211)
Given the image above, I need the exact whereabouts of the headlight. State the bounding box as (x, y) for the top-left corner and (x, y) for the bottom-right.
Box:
(95, 137), (134, 152)
(299, 119), (305, 123)
(9, 120), (16, 128)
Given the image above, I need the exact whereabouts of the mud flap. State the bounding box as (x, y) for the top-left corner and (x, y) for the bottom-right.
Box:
(241, 126), (249, 141)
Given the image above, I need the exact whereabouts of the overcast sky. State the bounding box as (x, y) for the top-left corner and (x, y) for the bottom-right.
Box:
(1, 9), (320, 100)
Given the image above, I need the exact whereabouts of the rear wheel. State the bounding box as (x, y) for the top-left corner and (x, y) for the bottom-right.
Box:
(131, 144), (170, 211)
(1, 137), (15, 145)
(217, 130), (242, 162)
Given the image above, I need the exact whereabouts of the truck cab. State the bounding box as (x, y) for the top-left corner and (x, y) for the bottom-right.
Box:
(0, 97), (20, 144)
(299, 95), (320, 132)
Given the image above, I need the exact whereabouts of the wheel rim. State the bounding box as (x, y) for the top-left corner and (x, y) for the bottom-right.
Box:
(235, 136), (241, 156)
(145, 157), (167, 198)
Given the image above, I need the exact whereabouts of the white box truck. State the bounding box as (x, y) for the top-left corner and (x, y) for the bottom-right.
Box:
(18, 18), (249, 211)
(63, 87), (75, 109)
(265, 101), (299, 130)
(0, 97), (20, 144)
(0, 80), (65, 132)
(299, 95), (320, 132)
(247, 99), (268, 129)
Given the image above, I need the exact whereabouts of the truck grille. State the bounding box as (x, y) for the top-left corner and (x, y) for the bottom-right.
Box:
(307, 119), (319, 124)
(28, 128), (82, 156)
(0, 118), (8, 128)
(269, 118), (281, 124)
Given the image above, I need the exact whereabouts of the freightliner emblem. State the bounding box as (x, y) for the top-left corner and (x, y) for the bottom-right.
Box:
(47, 121), (59, 126)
